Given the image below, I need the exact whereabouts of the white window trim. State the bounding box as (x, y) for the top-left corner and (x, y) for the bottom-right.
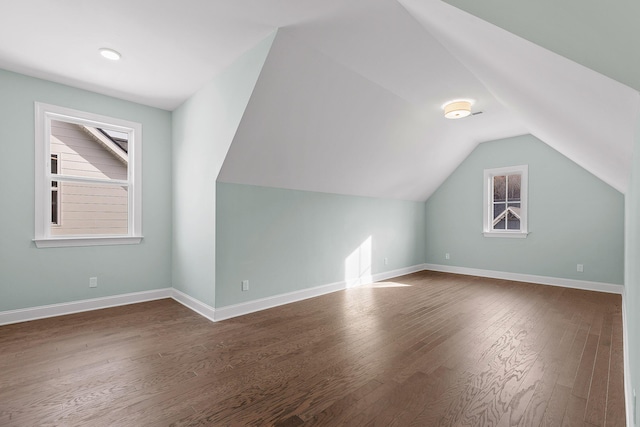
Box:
(483, 165), (529, 238)
(34, 102), (143, 248)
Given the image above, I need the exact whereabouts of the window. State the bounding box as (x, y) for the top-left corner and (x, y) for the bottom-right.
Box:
(483, 165), (528, 238)
(34, 103), (142, 247)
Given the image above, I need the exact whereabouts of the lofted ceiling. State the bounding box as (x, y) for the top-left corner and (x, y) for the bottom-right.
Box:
(1, 0), (638, 200)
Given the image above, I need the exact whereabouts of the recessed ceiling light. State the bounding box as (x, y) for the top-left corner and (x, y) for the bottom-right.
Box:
(99, 48), (121, 61)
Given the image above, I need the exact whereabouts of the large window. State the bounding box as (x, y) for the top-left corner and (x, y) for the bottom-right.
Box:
(483, 165), (528, 238)
(34, 103), (142, 247)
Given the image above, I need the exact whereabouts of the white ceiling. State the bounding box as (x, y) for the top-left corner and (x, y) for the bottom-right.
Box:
(1, 0), (637, 200)
(218, 28), (527, 200)
(0, 0), (386, 110)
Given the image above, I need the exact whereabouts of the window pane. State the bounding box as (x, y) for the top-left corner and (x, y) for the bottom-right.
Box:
(50, 120), (128, 181)
(50, 181), (128, 236)
(507, 210), (521, 230)
(493, 202), (507, 230)
(493, 175), (506, 202)
(51, 189), (58, 224)
(507, 174), (521, 201)
(51, 155), (58, 188)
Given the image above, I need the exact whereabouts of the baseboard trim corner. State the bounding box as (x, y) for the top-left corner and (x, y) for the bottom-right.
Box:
(423, 264), (624, 294)
(0, 288), (173, 326)
(171, 288), (216, 323)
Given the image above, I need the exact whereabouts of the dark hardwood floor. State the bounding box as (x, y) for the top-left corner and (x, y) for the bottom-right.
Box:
(0, 271), (625, 426)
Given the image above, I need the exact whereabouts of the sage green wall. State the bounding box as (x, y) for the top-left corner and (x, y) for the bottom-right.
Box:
(443, 0), (640, 92)
(171, 33), (275, 306)
(215, 182), (426, 307)
(626, 116), (640, 424)
(425, 134), (624, 285)
(0, 69), (172, 311)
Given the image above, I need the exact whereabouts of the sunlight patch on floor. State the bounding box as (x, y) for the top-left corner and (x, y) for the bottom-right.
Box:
(366, 282), (412, 288)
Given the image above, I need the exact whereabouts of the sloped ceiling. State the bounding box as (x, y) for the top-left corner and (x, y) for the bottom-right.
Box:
(399, 0), (640, 194)
(1, 0), (638, 199)
(219, 0), (639, 198)
(218, 25), (527, 201)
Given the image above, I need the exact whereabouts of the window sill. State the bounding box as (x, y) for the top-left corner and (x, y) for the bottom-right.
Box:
(483, 231), (529, 239)
(33, 236), (143, 248)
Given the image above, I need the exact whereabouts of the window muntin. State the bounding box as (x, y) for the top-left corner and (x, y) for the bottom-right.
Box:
(483, 165), (528, 238)
(34, 103), (142, 247)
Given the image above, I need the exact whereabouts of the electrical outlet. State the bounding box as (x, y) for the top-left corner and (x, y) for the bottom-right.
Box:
(445, 253), (450, 260)
(89, 277), (98, 288)
(577, 264), (584, 272)
(384, 257), (388, 265)
(242, 280), (249, 292)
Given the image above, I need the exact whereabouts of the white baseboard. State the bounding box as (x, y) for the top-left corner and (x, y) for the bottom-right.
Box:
(424, 264), (624, 295)
(0, 288), (172, 326)
(213, 280), (345, 321)
(0, 264), (427, 326)
(373, 263), (427, 283)
(213, 263), (427, 321)
(171, 288), (216, 323)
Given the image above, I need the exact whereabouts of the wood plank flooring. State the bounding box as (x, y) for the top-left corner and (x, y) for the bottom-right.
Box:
(0, 271), (625, 426)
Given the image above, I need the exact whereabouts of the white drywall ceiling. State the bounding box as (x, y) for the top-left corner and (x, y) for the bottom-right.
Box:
(218, 29), (527, 201)
(1, 0), (636, 199)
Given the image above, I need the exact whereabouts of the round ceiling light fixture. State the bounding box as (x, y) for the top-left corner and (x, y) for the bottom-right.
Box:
(99, 48), (121, 61)
(443, 100), (472, 119)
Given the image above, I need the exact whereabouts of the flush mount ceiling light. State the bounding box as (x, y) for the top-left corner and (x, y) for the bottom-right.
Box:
(99, 48), (121, 61)
(443, 100), (472, 119)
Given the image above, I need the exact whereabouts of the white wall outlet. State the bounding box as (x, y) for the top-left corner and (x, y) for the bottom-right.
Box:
(384, 257), (388, 265)
(445, 253), (450, 260)
(242, 280), (249, 291)
(89, 277), (98, 288)
(577, 264), (584, 272)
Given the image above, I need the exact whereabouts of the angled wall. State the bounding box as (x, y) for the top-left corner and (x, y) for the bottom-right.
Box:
(0, 69), (172, 312)
(425, 134), (624, 286)
(171, 32), (275, 307)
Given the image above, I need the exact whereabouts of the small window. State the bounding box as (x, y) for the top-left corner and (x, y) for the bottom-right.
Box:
(34, 103), (143, 248)
(483, 165), (528, 238)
